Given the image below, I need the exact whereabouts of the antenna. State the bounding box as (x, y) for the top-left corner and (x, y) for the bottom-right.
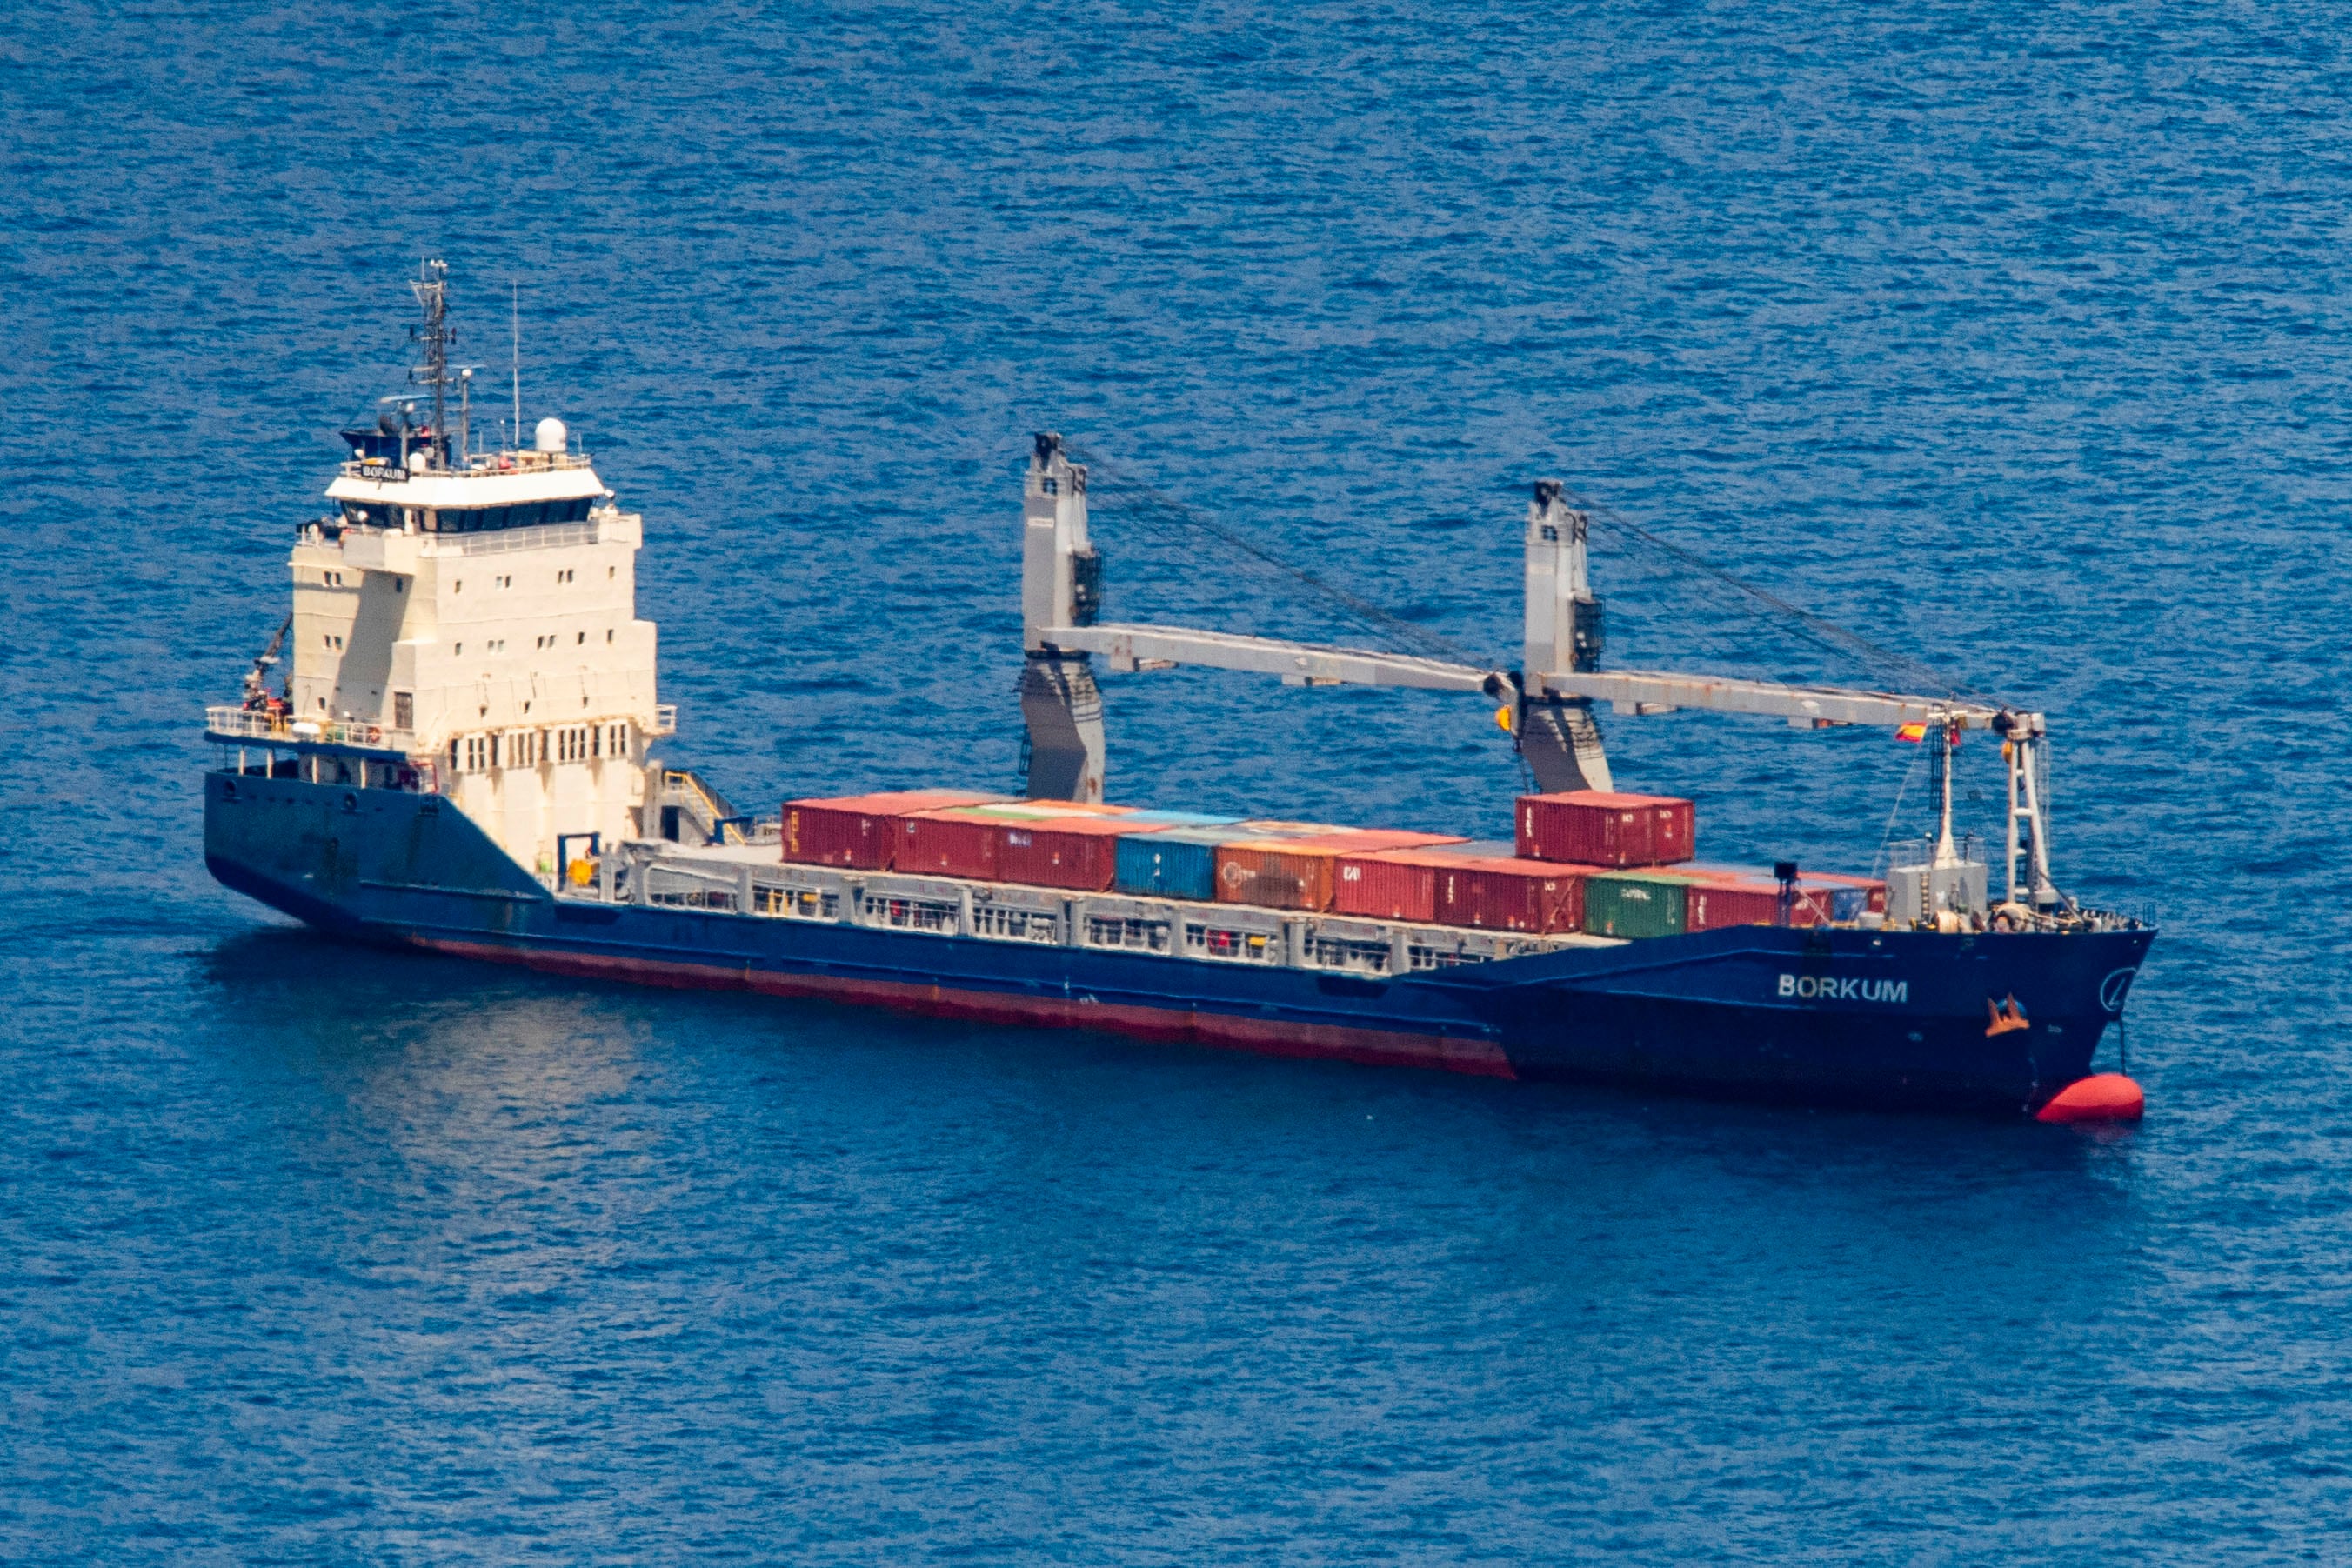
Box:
(409, 259), (451, 469)
(511, 282), (522, 456)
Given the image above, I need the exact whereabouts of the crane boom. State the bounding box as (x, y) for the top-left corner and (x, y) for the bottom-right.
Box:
(1531, 670), (2010, 730)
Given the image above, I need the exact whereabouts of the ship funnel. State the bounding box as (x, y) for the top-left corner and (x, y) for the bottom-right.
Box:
(535, 416), (568, 454)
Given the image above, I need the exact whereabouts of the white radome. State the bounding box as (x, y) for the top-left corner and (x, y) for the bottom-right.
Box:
(535, 416), (568, 454)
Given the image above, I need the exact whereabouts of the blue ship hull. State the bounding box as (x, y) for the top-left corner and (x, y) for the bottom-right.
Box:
(203, 771), (2154, 1115)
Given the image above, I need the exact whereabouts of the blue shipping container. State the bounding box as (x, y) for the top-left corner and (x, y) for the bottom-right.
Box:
(1113, 826), (1248, 900)
(1118, 810), (1242, 827)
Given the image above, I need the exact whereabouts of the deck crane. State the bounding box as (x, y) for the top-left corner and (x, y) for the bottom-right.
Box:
(1014, 434), (2061, 913)
(241, 615), (292, 710)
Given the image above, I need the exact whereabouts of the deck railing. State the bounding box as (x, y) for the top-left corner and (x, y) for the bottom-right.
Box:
(434, 520), (603, 556)
(204, 706), (416, 752)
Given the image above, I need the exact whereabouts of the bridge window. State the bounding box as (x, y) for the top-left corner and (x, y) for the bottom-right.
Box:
(420, 497), (595, 534)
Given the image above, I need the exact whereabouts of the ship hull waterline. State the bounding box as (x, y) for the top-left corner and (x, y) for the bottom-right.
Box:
(204, 771), (2154, 1117)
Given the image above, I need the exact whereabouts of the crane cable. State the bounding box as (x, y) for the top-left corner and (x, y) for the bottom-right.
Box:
(1071, 448), (2008, 712)
(1560, 487), (2002, 707)
(1068, 450), (1491, 671)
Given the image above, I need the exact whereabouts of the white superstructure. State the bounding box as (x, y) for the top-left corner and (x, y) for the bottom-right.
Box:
(211, 261), (672, 875)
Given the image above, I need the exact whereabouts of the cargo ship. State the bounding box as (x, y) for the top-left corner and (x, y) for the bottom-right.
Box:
(203, 266), (2154, 1120)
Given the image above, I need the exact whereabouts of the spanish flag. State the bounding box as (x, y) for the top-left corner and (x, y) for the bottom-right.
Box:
(1895, 722), (1928, 744)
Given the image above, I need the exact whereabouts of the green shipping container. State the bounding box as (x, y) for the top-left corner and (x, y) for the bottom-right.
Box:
(1582, 871), (1691, 939)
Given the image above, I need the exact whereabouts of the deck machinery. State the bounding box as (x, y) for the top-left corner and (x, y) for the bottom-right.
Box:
(203, 267), (2150, 1118)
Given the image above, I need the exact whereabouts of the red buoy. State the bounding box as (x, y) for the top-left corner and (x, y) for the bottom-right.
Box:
(2035, 1073), (2145, 1124)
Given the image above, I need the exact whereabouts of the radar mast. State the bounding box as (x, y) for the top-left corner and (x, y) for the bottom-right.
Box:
(409, 259), (451, 469)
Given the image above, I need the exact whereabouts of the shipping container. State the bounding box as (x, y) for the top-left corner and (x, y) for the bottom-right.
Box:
(1682, 877), (1791, 932)
(1117, 809), (1241, 827)
(781, 788), (1005, 869)
(1582, 870), (1692, 939)
(1676, 865), (1887, 927)
(1214, 840), (1346, 911)
(1113, 826), (1248, 901)
(1803, 871), (1889, 920)
(1438, 857), (1587, 933)
(1516, 791), (1696, 868)
(999, 814), (1159, 891)
(892, 808), (1006, 880)
(1333, 848), (1453, 923)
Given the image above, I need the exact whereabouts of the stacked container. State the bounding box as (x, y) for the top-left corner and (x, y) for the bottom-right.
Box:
(1517, 791), (1695, 868)
(781, 783), (1883, 939)
(782, 789), (1006, 869)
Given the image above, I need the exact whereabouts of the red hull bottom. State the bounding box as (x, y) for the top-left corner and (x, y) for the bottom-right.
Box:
(416, 936), (1520, 1079)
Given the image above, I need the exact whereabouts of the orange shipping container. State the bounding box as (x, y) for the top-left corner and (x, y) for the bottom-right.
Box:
(1220, 831), (1467, 912)
(1215, 840), (1345, 911)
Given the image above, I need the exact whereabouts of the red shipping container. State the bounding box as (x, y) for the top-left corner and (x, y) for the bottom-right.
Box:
(893, 808), (1006, 880)
(1684, 877), (1787, 931)
(1330, 845), (1487, 921)
(1516, 791), (1695, 867)
(1682, 875), (1844, 931)
(1437, 856), (1587, 933)
(998, 815), (1154, 891)
(782, 789), (1003, 868)
(1678, 864), (1887, 926)
(1803, 871), (1888, 917)
(1333, 848), (1449, 922)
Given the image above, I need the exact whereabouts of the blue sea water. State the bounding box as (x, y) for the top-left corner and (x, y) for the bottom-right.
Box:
(5, 2), (2351, 1559)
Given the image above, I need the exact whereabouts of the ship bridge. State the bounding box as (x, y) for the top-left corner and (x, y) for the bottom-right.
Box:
(325, 448), (606, 534)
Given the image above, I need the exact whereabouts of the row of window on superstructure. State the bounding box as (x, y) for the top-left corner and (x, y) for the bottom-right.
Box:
(450, 722), (632, 773)
(340, 497), (597, 533)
